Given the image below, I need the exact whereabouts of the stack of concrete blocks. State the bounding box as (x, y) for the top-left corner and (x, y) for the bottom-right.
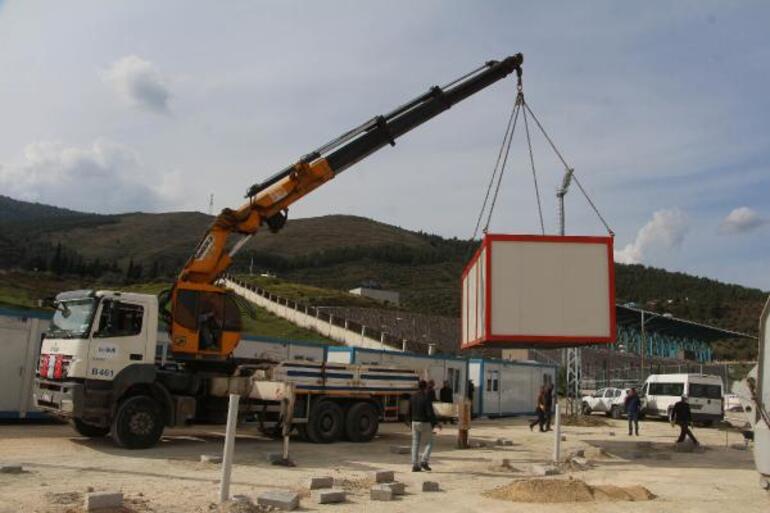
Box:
(369, 470), (405, 501)
(308, 476), (346, 505)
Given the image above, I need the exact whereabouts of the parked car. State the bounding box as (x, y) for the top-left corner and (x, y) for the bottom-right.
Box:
(641, 373), (724, 426)
(582, 387), (646, 419)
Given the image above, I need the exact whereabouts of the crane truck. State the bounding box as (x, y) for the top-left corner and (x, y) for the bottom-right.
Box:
(33, 53), (524, 449)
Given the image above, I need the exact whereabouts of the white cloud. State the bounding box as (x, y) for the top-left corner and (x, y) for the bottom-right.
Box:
(720, 207), (766, 234)
(0, 139), (175, 213)
(102, 55), (170, 113)
(614, 208), (688, 264)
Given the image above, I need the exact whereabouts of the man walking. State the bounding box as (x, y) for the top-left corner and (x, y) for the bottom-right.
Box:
(529, 386), (546, 432)
(543, 384), (554, 431)
(625, 387), (641, 436)
(410, 380), (439, 472)
(671, 395), (699, 446)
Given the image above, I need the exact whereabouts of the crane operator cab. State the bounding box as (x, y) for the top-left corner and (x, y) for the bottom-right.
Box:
(170, 282), (242, 358)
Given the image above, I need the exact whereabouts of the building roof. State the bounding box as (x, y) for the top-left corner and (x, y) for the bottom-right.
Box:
(616, 304), (755, 342)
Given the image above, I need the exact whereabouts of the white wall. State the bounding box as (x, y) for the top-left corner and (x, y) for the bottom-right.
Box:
(0, 311), (48, 417)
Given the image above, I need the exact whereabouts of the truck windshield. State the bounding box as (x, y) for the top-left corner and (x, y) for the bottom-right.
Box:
(49, 299), (97, 338)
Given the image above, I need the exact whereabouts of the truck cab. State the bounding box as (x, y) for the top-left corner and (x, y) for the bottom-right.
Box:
(34, 290), (173, 447)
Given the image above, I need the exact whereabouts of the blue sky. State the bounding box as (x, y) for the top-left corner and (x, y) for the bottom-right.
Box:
(0, 1), (768, 290)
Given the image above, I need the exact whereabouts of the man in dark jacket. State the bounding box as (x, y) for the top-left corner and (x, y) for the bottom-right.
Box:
(543, 384), (554, 431)
(625, 388), (641, 436)
(439, 380), (453, 403)
(410, 380), (440, 471)
(529, 386), (546, 432)
(671, 395), (699, 445)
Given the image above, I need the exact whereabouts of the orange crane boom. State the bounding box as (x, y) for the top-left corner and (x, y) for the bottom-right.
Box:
(169, 53), (524, 358)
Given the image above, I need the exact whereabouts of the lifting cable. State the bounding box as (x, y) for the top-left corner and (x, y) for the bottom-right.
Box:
(469, 72), (614, 249)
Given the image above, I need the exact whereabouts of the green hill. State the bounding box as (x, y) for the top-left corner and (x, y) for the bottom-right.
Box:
(0, 195), (765, 359)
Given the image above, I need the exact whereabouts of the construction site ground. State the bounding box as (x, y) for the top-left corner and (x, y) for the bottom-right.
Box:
(0, 413), (766, 513)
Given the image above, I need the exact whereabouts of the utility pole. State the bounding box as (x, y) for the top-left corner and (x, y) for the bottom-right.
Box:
(208, 193), (214, 216)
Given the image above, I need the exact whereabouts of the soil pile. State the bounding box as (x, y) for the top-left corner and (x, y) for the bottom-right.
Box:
(485, 478), (656, 503)
(562, 415), (609, 427)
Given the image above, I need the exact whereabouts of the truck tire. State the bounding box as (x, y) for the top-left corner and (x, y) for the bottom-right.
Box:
(306, 400), (344, 444)
(112, 395), (164, 449)
(345, 402), (379, 443)
(610, 406), (622, 419)
(72, 418), (110, 438)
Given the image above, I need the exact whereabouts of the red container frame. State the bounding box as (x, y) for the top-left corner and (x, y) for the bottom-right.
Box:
(460, 233), (616, 350)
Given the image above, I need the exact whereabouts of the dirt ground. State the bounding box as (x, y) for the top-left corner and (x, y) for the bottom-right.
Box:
(0, 414), (767, 513)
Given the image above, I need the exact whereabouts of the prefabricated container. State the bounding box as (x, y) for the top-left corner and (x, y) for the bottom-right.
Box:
(468, 358), (557, 417)
(327, 346), (469, 402)
(461, 234), (616, 350)
(0, 307), (52, 418)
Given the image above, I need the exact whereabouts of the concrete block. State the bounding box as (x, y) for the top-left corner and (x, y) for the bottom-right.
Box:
(308, 476), (334, 490)
(200, 454), (222, 464)
(570, 457), (589, 467)
(381, 482), (406, 496)
(0, 464), (23, 474)
(390, 445), (411, 455)
(317, 489), (346, 504)
(730, 443), (748, 451)
(370, 470), (394, 483)
(370, 486), (394, 501)
(257, 490), (300, 511)
(422, 481), (440, 492)
(85, 492), (123, 511)
(530, 464), (559, 476)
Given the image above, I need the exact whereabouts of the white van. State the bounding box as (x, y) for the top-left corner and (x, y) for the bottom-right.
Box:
(642, 373), (724, 426)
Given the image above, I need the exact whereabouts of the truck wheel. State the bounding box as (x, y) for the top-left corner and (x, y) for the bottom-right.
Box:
(581, 402), (592, 415)
(345, 402), (379, 443)
(610, 406), (622, 419)
(307, 400), (343, 444)
(112, 395), (164, 449)
(72, 418), (110, 438)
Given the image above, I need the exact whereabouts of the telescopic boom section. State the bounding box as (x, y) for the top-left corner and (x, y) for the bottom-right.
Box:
(170, 53), (523, 358)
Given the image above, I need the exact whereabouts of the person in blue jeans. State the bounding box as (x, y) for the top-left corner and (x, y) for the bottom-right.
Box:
(625, 387), (641, 436)
(409, 380), (440, 471)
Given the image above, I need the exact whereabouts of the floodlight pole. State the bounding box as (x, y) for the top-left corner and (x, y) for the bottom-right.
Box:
(558, 168), (582, 416)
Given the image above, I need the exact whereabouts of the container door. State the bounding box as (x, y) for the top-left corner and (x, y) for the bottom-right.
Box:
(0, 326), (27, 414)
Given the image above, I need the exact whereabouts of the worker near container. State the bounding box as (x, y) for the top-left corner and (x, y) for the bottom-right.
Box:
(625, 387), (641, 436)
(409, 379), (440, 472)
(529, 386), (547, 432)
(543, 384), (554, 431)
(439, 380), (453, 403)
(427, 379), (438, 401)
(671, 395), (699, 446)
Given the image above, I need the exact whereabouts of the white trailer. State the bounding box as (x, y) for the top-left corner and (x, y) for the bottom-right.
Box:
(468, 358), (557, 417)
(0, 307), (52, 419)
(327, 346), (469, 401)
